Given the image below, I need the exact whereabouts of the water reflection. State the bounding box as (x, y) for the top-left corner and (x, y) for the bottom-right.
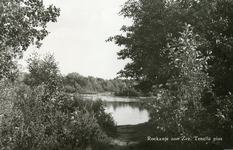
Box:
(83, 95), (149, 125)
(104, 101), (146, 112)
(102, 97), (149, 125)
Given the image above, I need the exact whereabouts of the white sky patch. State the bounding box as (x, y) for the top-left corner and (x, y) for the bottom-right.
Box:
(102, 8), (118, 19)
(19, 0), (132, 79)
(91, 14), (101, 21)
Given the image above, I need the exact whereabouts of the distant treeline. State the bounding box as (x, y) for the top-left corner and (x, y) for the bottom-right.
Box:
(62, 72), (142, 96)
(19, 72), (143, 96)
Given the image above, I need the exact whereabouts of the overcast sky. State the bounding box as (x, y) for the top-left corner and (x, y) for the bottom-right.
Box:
(19, 0), (132, 79)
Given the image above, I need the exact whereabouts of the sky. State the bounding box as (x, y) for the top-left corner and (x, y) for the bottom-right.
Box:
(19, 0), (132, 79)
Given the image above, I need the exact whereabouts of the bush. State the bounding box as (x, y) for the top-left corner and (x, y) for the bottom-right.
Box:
(0, 80), (115, 149)
(0, 52), (116, 149)
(24, 52), (63, 100)
(57, 94), (117, 134)
(145, 25), (222, 149)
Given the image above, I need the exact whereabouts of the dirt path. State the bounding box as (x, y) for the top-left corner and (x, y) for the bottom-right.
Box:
(101, 123), (150, 150)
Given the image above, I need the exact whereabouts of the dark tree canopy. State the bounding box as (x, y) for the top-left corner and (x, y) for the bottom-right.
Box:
(109, 1), (233, 148)
(108, 0), (187, 91)
(0, 0), (60, 80)
(108, 0), (233, 95)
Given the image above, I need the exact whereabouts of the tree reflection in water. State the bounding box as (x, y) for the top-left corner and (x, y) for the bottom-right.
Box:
(103, 99), (149, 125)
(104, 101), (146, 111)
(83, 95), (149, 125)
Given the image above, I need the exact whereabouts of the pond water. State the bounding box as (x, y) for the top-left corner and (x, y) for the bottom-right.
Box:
(85, 94), (150, 125)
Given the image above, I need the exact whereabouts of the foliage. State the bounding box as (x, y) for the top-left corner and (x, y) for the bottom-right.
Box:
(0, 48), (19, 81)
(114, 86), (141, 97)
(0, 0), (116, 149)
(0, 53), (116, 149)
(0, 0), (60, 80)
(109, 0), (233, 148)
(108, 0), (233, 96)
(55, 94), (116, 132)
(0, 78), (115, 149)
(63, 72), (137, 95)
(195, 0), (233, 97)
(148, 25), (211, 132)
(24, 52), (63, 100)
(145, 25), (224, 149)
(0, 82), (108, 150)
(107, 0), (185, 90)
(63, 72), (89, 93)
(214, 95), (233, 148)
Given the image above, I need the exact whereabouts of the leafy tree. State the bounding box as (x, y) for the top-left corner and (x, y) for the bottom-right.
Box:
(146, 24), (215, 149)
(63, 72), (137, 94)
(193, 0), (233, 97)
(108, 0), (233, 96)
(1, 64), (114, 150)
(63, 72), (89, 93)
(64, 73), (88, 87)
(24, 52), (63, 100)
(107, 0), (186, 91)
(109, 0), (233, 148)
(0, 0), (60, 80)
(0, 47), (19, 80)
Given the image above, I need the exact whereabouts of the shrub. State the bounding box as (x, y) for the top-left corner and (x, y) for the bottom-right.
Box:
(0, 81), (113, 149)
(57, 94), (117, 134)
(145, 25), (218, 149)
(0, 52), (116, 150)
(24, 52), (63, 100)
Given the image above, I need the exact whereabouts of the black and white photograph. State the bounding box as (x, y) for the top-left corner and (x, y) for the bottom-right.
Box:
(0, 0), (233, 149)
